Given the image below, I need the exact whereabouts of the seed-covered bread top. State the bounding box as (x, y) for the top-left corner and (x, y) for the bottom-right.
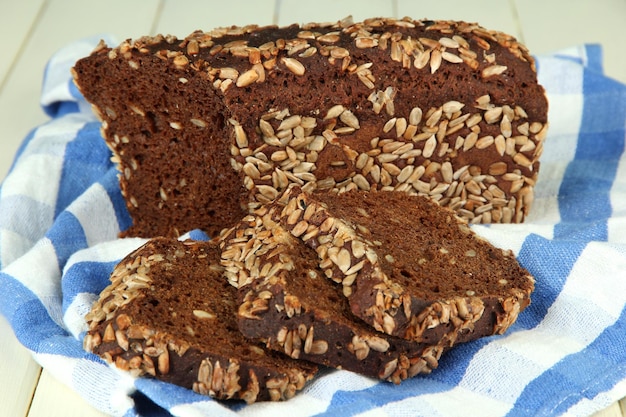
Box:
(84, 238), (317, 403)
(268, 187), (534, 345)
(71, 16), (548, 238)
(221, 208), (448, 384)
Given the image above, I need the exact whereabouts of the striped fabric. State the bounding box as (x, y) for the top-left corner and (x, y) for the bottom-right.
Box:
(1, 38), (625, 417)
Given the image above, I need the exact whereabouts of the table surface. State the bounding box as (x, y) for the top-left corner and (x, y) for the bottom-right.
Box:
(1, 0), (626, 416)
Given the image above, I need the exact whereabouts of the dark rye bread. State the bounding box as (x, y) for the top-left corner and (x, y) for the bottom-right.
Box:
(268, 188), (534, 345)
(220, 209), (447, 384)
(71, 16), (548, 238)
(84, 238), (317, 403)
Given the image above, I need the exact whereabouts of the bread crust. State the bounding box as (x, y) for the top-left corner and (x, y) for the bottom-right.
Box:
(72, 17), (548, 238)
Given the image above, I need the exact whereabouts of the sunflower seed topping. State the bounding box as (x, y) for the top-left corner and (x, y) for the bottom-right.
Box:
(282, 57), (305, 75)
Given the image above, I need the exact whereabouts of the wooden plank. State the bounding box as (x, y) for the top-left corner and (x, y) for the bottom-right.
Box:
(276, 0), (393, 26)
(397, 0), (522, 41)
(0, 4), (44, 415)
(514, 0), (626, 83)
(154, 0), (278, 37)
(0, 2), (161, 416)
(0, 315), (41, 417)
(0, 0), (46, 88)
(28, 369), (108, 417)
(0, 0), (160, 181)
(593, 402), (625, 417)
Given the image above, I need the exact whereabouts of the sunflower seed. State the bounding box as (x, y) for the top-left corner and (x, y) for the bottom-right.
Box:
(466, 113), (483, 128)
(390, 40), (402, 62)
(475, 93), (491, 106)
(494, 134), (506, 156)
(442, 51), (463, 63)
(173, 55), (189, 68)
(356, 37), (378, 48)
(330, 47), (350, 59)
(317, 32), (341, 43)
(256, 185), (279, 200)
(422, 135), (437, 158)
(243, 162), (261, 179)
(430, 49), (442, 73)
(382, 162), (401, 176)
(383, 118), (396, 133)
(438, 36), (459, 48)
(482, 65), (507, 77)
(395, 117), (407, 137)
(484, 106), (503, 124)
(234, 125), (248, 148)
(513, 152), (533, 168)
(463, 132), (478, 151)
(310, 340), (328, 355)
(489, 161), (508, 176)
(500, 115), (512, 138)
(414, 49), (430, 69)
(506, 137), (517, 155)
(219, 67), (239, 80)
(340, 110), (360, 129)
(453, 35), (469, 48)
(441, 161), (453, 183)
(325, 104), (345, 120)
(370, 165), (381, 183)
(282, 57), (305, 75)
(193, 310), (216, 320)
(236, 69), (259, 87)
(334, 126), (355, 135)
(297, 30), (315, 40)
(536, 123), (549, 141)
(377, 153), (399, 163)
(476, 135), (494, 149)
(409, 106), (423, 125)
(443, 100), (465, 114)
(299, 46), (318, 58)
(352, 174), (371, 190)
(519, 138), (536, 153)
(278, 115), (302, 131)
(357, 72), (376, 89)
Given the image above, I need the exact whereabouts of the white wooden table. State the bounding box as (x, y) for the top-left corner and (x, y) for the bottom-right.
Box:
(1, 1), (625, 416)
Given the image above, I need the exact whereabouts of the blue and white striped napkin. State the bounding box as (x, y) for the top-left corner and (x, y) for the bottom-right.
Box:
(1, 37), (626, 417)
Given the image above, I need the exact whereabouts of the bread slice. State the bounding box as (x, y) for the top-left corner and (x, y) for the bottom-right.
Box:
(221, 211), (446, 384)
(84, 238), (317, 403)
(267, 187), (534, 345)
(72, 17), (548, 238)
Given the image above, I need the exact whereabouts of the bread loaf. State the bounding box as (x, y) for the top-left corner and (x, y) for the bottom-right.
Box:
(71, 16), (548, 238)
(253, 187), (535, 345)
(221, 207), (448, 383)
(84, 238), (317, 403)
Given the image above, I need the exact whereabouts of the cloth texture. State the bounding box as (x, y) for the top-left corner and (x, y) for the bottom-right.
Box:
(1, 38), (626, 417)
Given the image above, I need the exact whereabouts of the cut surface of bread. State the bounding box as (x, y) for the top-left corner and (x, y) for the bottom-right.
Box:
(84, 238), (317, 403)
(72, 17), (548, 238)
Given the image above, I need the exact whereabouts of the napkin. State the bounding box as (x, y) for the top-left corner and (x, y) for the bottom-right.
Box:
(1, 38), (625, 417)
